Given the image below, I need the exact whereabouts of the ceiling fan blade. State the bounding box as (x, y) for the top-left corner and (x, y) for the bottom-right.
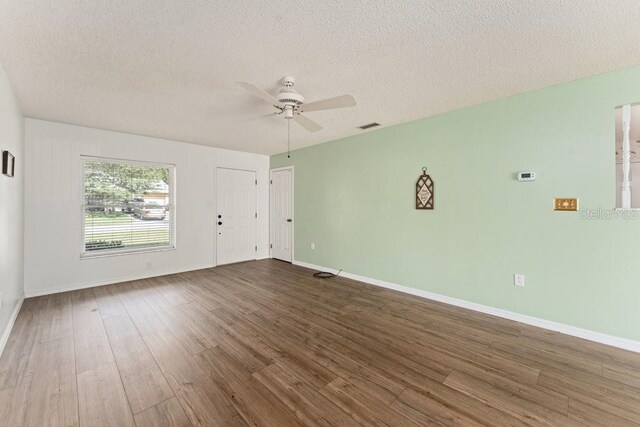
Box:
(293, 114), (323, 132)
(236, 81), (284, 108)
(300, 94), (356, 113)
(244, 111), (282, 122)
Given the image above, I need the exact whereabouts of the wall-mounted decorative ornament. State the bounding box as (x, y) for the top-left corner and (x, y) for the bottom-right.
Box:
(2, 151), (15, 178)
(416, 167), (434, 209)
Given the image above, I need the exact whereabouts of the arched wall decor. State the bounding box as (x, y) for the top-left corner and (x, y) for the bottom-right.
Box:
(416, 167), (434, 210)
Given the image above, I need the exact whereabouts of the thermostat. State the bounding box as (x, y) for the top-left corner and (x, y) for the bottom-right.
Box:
(517, 171), (536, 182)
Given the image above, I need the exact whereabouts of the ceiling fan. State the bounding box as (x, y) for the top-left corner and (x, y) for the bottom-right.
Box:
(236, 76), (357, 133)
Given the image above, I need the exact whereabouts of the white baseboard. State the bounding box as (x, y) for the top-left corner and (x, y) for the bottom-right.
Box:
(0, 298), (24, 358)
(293, 260), (640, 353)
(24, 264), (214, 298)
(24, 256), (274, 298)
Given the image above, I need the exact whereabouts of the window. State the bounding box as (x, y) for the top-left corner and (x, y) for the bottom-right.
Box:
(82, 157), (175, 256)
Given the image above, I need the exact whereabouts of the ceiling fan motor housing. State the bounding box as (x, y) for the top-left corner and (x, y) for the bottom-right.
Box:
(277, 89), (305, 107)
(277, 75), (305, 109)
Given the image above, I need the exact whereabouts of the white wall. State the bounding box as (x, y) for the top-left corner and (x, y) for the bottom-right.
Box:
(24, 119), (270, 296)
(0, 63), (24, 348)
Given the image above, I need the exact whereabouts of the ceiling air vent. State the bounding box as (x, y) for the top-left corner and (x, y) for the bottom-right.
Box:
(358, 122), (380, 130)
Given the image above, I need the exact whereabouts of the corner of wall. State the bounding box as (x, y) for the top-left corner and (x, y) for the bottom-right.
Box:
(0, 60), (26, 357)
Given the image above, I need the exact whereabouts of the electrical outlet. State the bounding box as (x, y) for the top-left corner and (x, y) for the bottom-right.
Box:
(310, 243), (315, 250)
(514, 274), (525, 287)
(145, 262), (152, 270)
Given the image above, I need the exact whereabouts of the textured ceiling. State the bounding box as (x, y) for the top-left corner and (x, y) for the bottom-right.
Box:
(1, 1), (640, 155)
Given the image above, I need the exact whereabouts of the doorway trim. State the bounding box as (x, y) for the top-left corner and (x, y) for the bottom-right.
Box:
(270, 166), (294, 262)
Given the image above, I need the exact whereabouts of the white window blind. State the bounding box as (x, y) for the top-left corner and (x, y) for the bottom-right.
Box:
(82, 158), (175, 256)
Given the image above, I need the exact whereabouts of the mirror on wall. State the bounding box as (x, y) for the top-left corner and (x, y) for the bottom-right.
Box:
(615, 104), (640, 209)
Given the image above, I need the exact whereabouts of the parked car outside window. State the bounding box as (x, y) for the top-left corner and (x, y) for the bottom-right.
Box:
(134, 204), (166, 220)
(123, 198), (146, 213)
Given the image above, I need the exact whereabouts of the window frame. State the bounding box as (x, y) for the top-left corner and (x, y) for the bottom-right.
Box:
(80, 155), (176, 259)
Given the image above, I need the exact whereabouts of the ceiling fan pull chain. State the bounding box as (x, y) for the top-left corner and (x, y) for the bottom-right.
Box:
(287, 118), (291, 158)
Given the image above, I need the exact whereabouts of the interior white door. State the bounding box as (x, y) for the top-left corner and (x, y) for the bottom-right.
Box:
(216, 168), (257, 265)
(270, 168), (293, 262)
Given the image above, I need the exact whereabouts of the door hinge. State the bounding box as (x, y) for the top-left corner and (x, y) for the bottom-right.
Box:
(255, 212), (257, 218)
(270, 179), (273, 184)
(270, 243), (273, 249)
(255, 245), (257, 251)
(255, 179), (258, 185)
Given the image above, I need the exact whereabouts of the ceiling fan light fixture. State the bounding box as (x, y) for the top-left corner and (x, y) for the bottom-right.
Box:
(283, 106), (294, 119)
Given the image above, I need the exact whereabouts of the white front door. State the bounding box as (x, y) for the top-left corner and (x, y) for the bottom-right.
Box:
(216, 168), (257, 265)
(270, 167), (293, 262)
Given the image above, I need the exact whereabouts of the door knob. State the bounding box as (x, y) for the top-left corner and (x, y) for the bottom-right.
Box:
(218, 221), (222, 225)
(286, 219), (292, 222)
(218, 214), (222, 218)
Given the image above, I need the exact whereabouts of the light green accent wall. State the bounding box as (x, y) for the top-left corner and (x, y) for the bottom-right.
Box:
(272, 66), (640, 341)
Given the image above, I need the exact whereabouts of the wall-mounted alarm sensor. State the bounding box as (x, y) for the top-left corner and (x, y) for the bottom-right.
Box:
(517, 171), (536, 182)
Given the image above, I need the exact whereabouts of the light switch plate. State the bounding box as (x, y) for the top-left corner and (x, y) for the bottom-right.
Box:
(514, 274), (525, 287)
(554, 198), (579, 211)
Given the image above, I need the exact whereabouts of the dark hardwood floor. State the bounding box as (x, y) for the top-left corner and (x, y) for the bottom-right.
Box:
(1, 259), (640, 426)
